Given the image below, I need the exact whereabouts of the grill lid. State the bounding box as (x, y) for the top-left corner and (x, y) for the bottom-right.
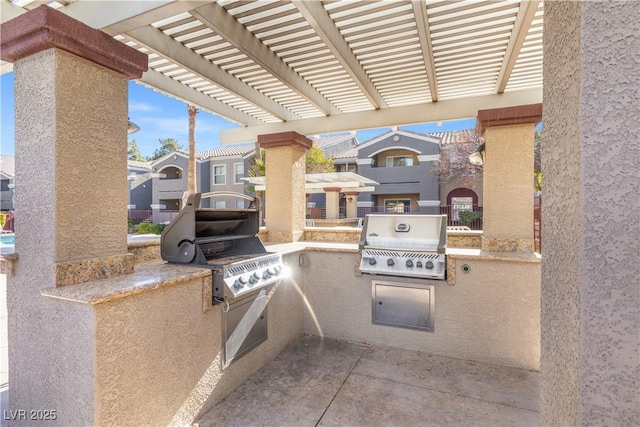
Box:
(161, 192), (265, 264)
(359, 214), (447, 253)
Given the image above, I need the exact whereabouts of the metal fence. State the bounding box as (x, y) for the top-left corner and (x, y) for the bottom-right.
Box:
(128, 210), (180, 224)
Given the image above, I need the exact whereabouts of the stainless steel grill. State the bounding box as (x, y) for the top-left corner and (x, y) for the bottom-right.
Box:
(358, 214), (447, 280)
(160, 192), (285, 302)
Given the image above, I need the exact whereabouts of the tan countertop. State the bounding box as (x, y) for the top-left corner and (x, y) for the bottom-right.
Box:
(41, 261), (210, 305)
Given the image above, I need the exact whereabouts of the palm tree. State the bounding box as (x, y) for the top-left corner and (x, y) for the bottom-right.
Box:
(187, 105), (198, 195)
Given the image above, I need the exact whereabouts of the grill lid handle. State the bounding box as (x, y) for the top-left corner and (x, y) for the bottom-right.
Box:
(199, 191), (259, 210)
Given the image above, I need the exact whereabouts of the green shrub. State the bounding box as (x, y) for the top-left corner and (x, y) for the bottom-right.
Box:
(0, 213), (5, 228)
(136, 222), (152, 234)
(134, 222), (167, 235)
(458, 210), (483, 226)
(149, 223), (167, 235)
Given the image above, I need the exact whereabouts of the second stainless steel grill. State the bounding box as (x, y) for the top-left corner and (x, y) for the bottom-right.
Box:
(358, 214), (447, 280)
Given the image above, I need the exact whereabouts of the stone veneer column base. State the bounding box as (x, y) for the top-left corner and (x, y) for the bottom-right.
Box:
(481, 237), (535, 253)
(263, 231), (305, 243)
(55, 254), (135, 287)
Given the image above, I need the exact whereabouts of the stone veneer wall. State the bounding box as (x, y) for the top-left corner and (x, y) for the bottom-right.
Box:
(542, 1), (639, 425)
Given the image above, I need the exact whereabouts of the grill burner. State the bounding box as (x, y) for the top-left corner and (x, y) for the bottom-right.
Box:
(358, 214), (447, 280)
(161, 192), (284, 302)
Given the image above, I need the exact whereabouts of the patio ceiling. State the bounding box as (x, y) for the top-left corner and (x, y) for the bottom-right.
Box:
(1, 0), (543, 143)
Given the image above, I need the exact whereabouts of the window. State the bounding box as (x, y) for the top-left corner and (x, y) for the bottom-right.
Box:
(386, 156), (413, 167)
(236, 200), (245, 209)
(213, 164), (226, 185)
(214, 200), (226, 209)
(160, 199), (181, 211)
(384, 199), (411, 213)
(451, 197), (473, 221)
(234, 163), (244, 184)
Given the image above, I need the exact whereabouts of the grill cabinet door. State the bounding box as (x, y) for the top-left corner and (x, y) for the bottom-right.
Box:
(372, 281), (434, 332)
(223, 292), (268, 368)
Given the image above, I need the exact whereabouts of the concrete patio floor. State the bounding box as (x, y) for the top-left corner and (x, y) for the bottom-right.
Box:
(196, 335), (540, 427)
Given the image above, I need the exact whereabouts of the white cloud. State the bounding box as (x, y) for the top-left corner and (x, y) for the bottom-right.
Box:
(128, 101), (158, 112)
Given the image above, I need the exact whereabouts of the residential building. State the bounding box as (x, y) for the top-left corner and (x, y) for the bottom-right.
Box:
(128, 130), (484, 222)
(331, 129), (484, 221)
(0, 155), (14, 211)
(127, 144), (255, 222)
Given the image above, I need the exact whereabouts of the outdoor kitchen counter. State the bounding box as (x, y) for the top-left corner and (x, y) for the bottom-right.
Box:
(38, 242), (357, 305)
(40, 261), (211, 305)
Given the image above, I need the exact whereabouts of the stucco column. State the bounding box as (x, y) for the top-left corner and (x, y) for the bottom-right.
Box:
(258, 131), (312, 242)
(0, 6), (147, 424)
(476, 104), (541, 252)
(324, 187), (341, 220)
(344, 192), (358, 218)
(542, 2), (639, 426)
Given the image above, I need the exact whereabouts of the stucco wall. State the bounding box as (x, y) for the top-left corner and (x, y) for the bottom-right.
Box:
(93, 253), (303, 426)
(482, 124), (534, 240)
(542, 1), (640, 425)
(301, 250), (540, 370)
(9, 48), (127, 426)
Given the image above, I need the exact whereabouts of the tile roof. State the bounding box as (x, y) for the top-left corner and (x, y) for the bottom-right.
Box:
(197, 143), (256, 160)
(331, 129), (483, 160)
(127, 160), (152, 170)
(425, 129), (483, 145)
(310, 133), (356, 149)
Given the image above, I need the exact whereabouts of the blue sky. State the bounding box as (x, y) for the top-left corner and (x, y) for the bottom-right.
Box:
(1, 72), (475, 158)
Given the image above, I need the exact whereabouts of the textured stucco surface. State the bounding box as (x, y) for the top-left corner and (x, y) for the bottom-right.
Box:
(54, 50), (128, 260)
(8, 48), (128, 425)
(93, 253), (303, 426)
(482, 124), (535, 241)
(301, 250), (540, 370)
(264, 145), (307, 241)
(542, 1), (640, 425)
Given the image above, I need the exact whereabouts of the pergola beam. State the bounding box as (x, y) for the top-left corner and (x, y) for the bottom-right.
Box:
(139, 69), (264, 126)
(412, 0), (439, 102)
(220, 88), (542, 144)
(63, 1), (213, 36)
(293, 0), (387, 110)
(0, 1), (27, 23)
(494, 0), (541, 94)
(191, 2), (341, 117)
(126, 25), (298, 122)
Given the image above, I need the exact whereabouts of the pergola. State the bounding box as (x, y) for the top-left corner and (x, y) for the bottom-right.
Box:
(0, 2), (637, 427)
(2, 0), (543, 138)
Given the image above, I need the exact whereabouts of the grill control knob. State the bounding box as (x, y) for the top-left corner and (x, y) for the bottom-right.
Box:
(249, 272), (260, 284)
(233, 280), (244, 290)
(238, 276), (247, 285)
(274, 265), (282, 274)
(387, 258), (395, 266)
(267, 267), (276, 276)
(416, 261), (423, 268)
(368, 258), (377, 265)
(263, 271), (270, 280)
(425, 261), (434, 269)
(406, 260), (414, 268)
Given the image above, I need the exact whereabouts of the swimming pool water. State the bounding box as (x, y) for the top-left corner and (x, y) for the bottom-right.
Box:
(0, 235), (15, 247)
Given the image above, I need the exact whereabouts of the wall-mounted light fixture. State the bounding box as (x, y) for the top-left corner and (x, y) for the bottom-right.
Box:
(468, 143), (485, 166)
(127, 117), (140, 134)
